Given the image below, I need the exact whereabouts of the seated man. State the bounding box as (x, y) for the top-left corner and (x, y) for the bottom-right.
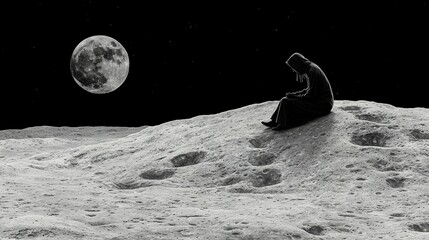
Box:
(262, 52), (334, 130)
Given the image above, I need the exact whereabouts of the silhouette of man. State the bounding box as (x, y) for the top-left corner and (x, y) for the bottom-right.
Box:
(262, 53), (334, 130)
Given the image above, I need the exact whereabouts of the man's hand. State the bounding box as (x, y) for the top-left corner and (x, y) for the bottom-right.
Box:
(285, 92), (294, 99)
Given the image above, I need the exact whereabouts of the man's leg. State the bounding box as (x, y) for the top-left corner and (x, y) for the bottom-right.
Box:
(271, 98), (289, 131)
(262, 100), (282, 127)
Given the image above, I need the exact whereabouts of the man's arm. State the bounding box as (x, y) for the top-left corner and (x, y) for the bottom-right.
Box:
(286, 88), (307, 98)
(286, 88), (310, 99)
(286, 74), (311, 98)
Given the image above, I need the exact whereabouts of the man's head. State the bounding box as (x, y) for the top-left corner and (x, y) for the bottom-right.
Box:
(286, 52), (311, 75)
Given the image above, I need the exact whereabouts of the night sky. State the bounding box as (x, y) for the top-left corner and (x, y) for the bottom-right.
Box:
(1, 1), (429, 130)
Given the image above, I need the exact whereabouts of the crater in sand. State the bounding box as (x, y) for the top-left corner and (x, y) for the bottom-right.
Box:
(354, 113), (390, 124)
(303, 225), (325, 236)
(171, 151), (206, 167)
(350, 131), (392, 147)
(410, 129), (429, 140)
(139, 168), (175, 180)
(251, 168), (282, 187)
(248, 152), (277, 166)
(408, 222), (429, 232)
(386, 177), (406, 188)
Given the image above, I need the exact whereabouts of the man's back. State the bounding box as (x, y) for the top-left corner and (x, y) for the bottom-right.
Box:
(308, 62), (334, 110)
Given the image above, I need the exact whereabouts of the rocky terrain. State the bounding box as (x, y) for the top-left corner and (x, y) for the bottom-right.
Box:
(0, 100), (428, 239)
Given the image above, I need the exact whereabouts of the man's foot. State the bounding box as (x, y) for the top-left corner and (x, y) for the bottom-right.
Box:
(261, 120), (278, 128)
(271, 124), (286, 131)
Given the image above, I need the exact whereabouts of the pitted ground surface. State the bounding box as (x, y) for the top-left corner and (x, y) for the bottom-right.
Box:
(1, 100), (428, 239)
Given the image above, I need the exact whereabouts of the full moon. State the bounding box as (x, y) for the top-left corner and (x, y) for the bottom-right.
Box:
(70, 35), (129, 94)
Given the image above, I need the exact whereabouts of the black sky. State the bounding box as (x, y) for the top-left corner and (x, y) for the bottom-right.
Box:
(1, 1), (429, 130)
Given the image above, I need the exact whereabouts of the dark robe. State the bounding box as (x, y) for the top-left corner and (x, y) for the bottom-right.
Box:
(271, 53), (334, 128)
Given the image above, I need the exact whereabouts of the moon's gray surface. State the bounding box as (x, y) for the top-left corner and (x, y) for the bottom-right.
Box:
(1, 100), (428, 239)
(70, 35), (129, 94)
